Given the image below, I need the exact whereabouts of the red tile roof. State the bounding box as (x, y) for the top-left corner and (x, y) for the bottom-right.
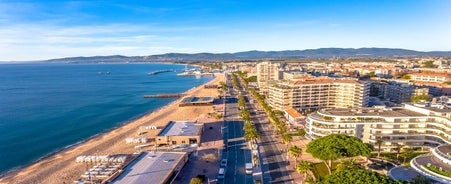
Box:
(285, 108), (303, 119)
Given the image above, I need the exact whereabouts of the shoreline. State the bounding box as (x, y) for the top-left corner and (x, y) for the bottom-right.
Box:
(0, 73), (222, 184)
(0, 62), (203, 177)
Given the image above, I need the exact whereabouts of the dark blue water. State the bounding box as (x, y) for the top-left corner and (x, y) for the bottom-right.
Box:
(0, 63), (213, 174)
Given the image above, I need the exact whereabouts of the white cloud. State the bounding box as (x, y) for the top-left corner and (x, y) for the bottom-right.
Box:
(0, 22), (212, 61)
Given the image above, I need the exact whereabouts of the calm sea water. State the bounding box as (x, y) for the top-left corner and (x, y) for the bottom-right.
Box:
(0, 63), (213, 174)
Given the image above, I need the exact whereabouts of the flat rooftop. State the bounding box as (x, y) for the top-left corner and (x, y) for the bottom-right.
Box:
(157, 121), (202, 136)
(180, 96), (214, 104)
(321, 107), (426, 117)
(111, 152), (187, 184)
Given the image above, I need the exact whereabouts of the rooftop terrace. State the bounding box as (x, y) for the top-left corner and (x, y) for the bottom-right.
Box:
(321, 107), (426, 117)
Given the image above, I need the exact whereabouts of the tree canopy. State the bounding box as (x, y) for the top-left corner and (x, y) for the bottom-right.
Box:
(422, 61), (438, 68)
(307, 134), (372, 159)
(306, 134), (372, 173)
(322, 169), (402, 184)
(411, 95), (430, 103)
(247, 75), (257, 82)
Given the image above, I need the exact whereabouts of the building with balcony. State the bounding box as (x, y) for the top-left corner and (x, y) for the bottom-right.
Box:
(383, 83), (429, 104)
(306, 103), (451, 151)
(411, 144), (451, 183)
(410, 72), (451, 83)
(256, 61), (282, 94)
(267, 76), (369, 111)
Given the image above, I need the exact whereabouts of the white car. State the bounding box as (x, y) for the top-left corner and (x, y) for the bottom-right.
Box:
(217, 168), (225, 179)
(245, 163), (253, 174)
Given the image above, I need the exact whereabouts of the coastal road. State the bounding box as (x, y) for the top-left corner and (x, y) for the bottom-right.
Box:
(218, 74), (253, 184)
(236, 80), (292, 183)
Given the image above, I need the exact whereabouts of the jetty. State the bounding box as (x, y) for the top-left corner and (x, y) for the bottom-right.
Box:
(148, 70), (181, 75)
(143, 94), (184, 98)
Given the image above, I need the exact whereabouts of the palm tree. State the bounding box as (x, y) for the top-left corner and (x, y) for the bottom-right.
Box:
(288, 145), (302, 165)
(276, 123), (287, 135)
(401, 147), (414, 164)
(282, 133), (293, 147)
(243, 122), (254, 131)
(296, 161), (313, 184)
(393, 143), (403, 160)
(244, 128), (260, 144)
(376, 139), (384, 158)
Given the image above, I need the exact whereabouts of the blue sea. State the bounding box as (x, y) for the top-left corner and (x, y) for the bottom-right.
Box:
(0, 62), (213, 174)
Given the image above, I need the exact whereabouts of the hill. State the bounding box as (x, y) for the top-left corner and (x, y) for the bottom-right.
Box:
(46, 48), (451, 63)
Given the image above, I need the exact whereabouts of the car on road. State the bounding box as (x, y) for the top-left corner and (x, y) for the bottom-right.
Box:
(220, 158), (228, 167)
(245, 163), (253, 174)
(217, 168), (225, 179)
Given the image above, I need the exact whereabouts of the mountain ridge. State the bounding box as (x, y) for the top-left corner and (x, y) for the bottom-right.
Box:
(45, 47), (451, 63)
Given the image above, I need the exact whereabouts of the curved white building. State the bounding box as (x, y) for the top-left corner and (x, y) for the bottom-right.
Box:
(411, 144), (451, 183)
(306, 103), (451, 150)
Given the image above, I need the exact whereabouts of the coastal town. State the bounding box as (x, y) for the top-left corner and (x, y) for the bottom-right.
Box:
(1, 56), (451, 184)
(2, 1), (451, 184)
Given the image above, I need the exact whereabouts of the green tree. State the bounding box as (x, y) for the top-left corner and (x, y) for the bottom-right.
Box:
(401, 147), (415, 165)
(322, 169), (402, 184)
(240, 109), (251, 122)
(243, 122), (254, 131)
(288, 145), (302, 165)
(296, 161), (313, 183)
(376, 139), (384, 158)
(401, 74), (412, 80)
(276, 123), (287, 135)
(214, 113), (223, 120)
(392, 143), (403, 160)
(282, 133), (293, 147)
(296, 129), (307, 137)
(412, 175), (429, 184)
(422, 61), (438, 68)
(306, 134), (372, 174)
(411, 95), (430, 103)
(335, 159), (362, 172)
(247, 76), (257, 82)
(219, 81), (227, 90)
(244, 128), (260, 143)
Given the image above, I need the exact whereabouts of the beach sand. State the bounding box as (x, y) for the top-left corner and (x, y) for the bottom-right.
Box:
(0, 74), (224, 184)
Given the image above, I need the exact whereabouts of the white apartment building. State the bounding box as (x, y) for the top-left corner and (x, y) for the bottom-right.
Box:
(256, 62), (281, 94)
(410, 72), (450, 83)
(267, 76), (369, 111)
(306, 103), (451, 151)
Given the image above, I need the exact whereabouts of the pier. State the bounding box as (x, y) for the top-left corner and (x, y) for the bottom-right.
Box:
(147, 70), (180, 75)
(143, 94), (184, 98)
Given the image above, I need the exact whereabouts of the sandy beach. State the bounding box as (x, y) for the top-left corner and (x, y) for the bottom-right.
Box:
(0, 74), (224, 184)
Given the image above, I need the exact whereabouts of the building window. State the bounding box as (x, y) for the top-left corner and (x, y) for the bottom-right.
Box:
(182, 141), (186, 144)
(172, 141), (177, 145)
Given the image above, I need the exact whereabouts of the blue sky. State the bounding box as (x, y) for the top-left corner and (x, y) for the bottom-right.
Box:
(0, 0), (450, 61)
